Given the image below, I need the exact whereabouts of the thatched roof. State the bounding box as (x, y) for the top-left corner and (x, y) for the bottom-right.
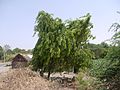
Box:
(12, 54), (28, 62)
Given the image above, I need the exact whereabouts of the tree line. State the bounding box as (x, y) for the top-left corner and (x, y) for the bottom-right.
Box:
(0, 45), (33, 61)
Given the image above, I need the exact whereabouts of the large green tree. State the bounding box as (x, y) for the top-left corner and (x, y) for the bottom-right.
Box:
(31, 11), (94, 79)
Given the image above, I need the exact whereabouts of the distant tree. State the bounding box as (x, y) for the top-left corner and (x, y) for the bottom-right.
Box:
(13, 48), (30, 54)
(3, 44), (10, 52)
(0, 46), (3, 60)
(6, 49), (13, 55)
(20, 49), (26, 54)
(88, 42), (109, 59)
(27, 49), (33, 54)
(3, 44), (10, 62)
(31, 11), (94, 79)
(100, 42), (109, 48)
(13, 48), (21, 54)
(109, 12), (120, 45)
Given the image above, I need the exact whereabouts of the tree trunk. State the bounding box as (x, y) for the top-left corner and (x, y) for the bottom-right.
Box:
(74, 66), (78, 73)
(40, 70), (44, 77)
(48, 71), (51, 80)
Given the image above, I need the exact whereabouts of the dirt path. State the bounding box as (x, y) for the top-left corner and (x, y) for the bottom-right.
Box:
(0, 62), (11, 73)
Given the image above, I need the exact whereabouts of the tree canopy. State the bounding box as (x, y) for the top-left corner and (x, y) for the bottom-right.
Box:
(31, 11), (94, 78)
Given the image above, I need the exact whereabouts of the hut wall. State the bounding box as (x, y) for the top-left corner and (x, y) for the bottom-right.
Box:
(12, 61), (27, 68)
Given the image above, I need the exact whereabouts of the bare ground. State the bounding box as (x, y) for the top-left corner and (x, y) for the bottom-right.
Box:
(0, 68), (75, 90)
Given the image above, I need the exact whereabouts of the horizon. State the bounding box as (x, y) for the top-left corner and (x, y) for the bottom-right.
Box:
(0, 0), (120, 49)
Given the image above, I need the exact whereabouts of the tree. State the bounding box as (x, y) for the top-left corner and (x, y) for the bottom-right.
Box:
(20, 49), (27, 54)
(0, 46), (3, 60)
(6, 49), (13, 55)
(88, 42), (109, 59)
(101, 13), (120, 89)
(109, 12), (120, 45)
(3, 45), (10, 52)
(27, 49), (33, 54)
(31, 11), (94, 79)
(13, 48), (21, 54)
(3, 44), (10, 62)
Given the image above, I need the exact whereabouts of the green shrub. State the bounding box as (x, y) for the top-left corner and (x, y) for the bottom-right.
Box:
(101, 46), (120, 90)
(76, 69), (102, 90)
(90, 59), (110, 78)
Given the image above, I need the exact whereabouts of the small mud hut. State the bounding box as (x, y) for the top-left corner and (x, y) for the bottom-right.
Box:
(12, 54), (29, 68)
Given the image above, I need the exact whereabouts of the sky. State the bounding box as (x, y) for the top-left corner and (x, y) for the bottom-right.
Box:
(0, 0), (120, 49)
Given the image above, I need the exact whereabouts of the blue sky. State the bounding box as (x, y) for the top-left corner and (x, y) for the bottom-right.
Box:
(0, 0), (120, 49)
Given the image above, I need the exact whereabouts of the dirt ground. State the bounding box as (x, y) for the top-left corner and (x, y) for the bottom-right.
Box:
(0, 68), (76, 90)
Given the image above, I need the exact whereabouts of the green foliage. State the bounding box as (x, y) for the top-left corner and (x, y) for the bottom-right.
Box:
(76, 69), (102, 90)
(12, 48), (32, 55)
(109, 16), (120, 45)
(27, 49), (33, 54)
(101, 46), (120, 90)
(78, 59), (111, 90)
(90, 59), (110, 78)
(0, 44), (32, 62)
(0, 46), (3, 60)
(6, 49), (14, 55)
(88, 42), (109, 59)
(101, 19), (120, 89)
(5, 54), (15, 61)
(13, 48), (23, 54)
(31, 11), (94, 78)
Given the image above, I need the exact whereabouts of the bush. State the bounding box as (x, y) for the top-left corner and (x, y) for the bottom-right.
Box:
(90, 59), (110, 78)
(101, 46), (120, 90)
(76, 69), (102, 90)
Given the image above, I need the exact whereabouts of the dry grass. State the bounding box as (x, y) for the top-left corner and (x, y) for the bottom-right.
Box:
(0, 68), (60, 90)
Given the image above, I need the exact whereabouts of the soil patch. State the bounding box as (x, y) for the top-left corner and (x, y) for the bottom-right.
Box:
(0, 68), (58, 90)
